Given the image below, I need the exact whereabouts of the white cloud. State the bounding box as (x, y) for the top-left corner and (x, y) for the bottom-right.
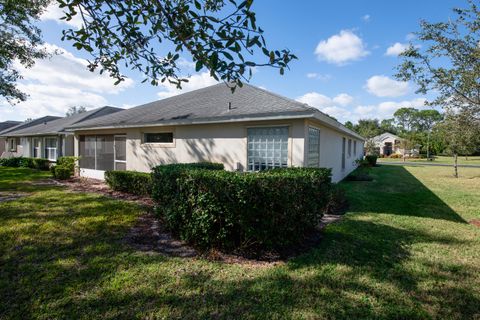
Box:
(362, 14), (371, 22)
(406, 33), (416, 41)
(296, 92), (354, 122)
(333, 93), (354, 106)
(385, 42), (409, 56)
(41, 3), (84, 28)
(0, 43), (133, 120)
(157, 72), (218, 99)
(353, 98), (427, 120)
(365, 75), (409, 97)
(314, 30), (370, 65)
(306, 73), (331, 81)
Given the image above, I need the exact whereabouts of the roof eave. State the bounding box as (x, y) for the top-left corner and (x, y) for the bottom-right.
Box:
(65, 112), (317, 132)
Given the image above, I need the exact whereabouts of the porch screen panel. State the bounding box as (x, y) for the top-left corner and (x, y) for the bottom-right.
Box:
(247, 126), (288, 171)
(79, 136), (96, 169)
(307, 127), (320, 167)
(95, 135), (114, 171)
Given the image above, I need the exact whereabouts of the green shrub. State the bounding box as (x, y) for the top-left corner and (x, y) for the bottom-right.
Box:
(152, 165), (332, 251)
(54, 166), (72, 180)
(151, 162), (224, 206)
(324, 186), (349, 215)
(365, 155), (378, 166)
(0, 157), (22, 167)
(0, 157), (49, 170)
(105, 170), (153, 196)
(389, 154), (402, 159)
(57, 156), (77, 175)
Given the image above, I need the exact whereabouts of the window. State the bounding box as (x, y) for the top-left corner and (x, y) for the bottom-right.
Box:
(348, 139), (352, 157)
(144, 132), (173, 143)
(307, 127), (320, 167)
(247, 126), (288, 171)
(8, 138), (17, 152)
(33, 138), (41, 158)
(354, 140), (357, 155)
(79, 135), (114, 171)
(114, 136), (127, 171)
(342, 137), (346, 170)
(44, 137), (58, 161)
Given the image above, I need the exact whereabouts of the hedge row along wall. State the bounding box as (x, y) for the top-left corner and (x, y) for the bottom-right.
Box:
(152, 165), (332, 251)
(0, 157), (50, 170)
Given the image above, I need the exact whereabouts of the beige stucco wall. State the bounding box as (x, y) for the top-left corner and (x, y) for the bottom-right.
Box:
(74, 118), (363, 183)
(74, 119), (306, 173)
(306, 119), (363, 182)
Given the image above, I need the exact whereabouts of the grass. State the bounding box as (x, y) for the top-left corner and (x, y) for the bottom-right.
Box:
(378, 155), (480, 165)
(0, 165), (479, 319)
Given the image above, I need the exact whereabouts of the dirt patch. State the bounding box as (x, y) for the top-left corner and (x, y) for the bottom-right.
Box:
(126, 212), (197, 258)
(58, 177), (154, 207)
(470, 219), (480, 228)
(0, 192), (28, 203)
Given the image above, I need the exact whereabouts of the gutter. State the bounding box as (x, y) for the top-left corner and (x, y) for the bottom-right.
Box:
(64, 112), (316, 132)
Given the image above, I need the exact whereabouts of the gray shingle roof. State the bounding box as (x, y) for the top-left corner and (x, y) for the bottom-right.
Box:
(68, 83), (318, 129)
(0, 121), (21, 133)
(65, 83), (364, 140)
(0, 116), (61, 135)
(3, 107), (122, 137)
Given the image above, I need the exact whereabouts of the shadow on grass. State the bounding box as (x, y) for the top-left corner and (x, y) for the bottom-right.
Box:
(0, 166), (478, 319)
(342, 165), (467, 223)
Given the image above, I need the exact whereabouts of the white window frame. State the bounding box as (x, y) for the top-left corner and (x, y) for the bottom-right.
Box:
(141, 131), (175, 148)
(307, 126), (321, 167)
(44, 137), (58, 161)
(32, 138), (41, 158)
(114, 135), (127, 170)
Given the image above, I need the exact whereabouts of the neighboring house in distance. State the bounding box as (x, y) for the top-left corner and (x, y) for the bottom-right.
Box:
(0, 107), (122, 161)
(66, 84), (365, 182)
(0, 116), (62, 158)
(371, 132), (405, 156)
(0, 121), (22, 156)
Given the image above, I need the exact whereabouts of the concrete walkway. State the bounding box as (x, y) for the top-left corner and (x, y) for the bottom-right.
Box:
(378, 161), (480, 168)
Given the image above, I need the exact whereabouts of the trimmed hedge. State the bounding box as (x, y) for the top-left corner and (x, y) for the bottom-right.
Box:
(0, 157), (49, 170)
(152, 165), (332, 251)
(105, 170), (153, 196)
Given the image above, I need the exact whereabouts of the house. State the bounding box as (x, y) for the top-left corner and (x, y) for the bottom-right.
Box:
(66, 84), (364, 182)
(0, 116), (61, 158)
(370, 132), (405, 156)
(0, 107), (122, 161)
(0, 121), (22, 156)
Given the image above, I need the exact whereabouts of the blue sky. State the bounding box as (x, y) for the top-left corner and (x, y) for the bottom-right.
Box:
(0, 0), (461, 123)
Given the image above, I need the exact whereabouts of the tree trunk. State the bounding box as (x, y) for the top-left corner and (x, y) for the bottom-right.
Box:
(454, 153), (458, 178)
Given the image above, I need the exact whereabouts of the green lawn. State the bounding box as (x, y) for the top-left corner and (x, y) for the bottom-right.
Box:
(0, 166), (479, 319)
(378, 155), (480, 165)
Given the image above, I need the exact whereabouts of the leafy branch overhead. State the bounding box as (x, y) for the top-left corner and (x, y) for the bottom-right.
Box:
(396, 0), (480, 119)
(59, 0), (297, 89)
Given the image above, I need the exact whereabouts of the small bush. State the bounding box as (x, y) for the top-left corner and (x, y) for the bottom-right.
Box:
(56, 156), (77, 177)
(365, 155), (378, 166)
(54, 166), (72, 180)
(105, 170), (153, 196)
(152, 165), (332, 251)
(389, 154), (402, 159)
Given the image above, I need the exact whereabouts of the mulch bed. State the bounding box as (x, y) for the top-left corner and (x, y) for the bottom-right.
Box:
(51, 177), (343, 265)
(470, 219), (480, 228)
